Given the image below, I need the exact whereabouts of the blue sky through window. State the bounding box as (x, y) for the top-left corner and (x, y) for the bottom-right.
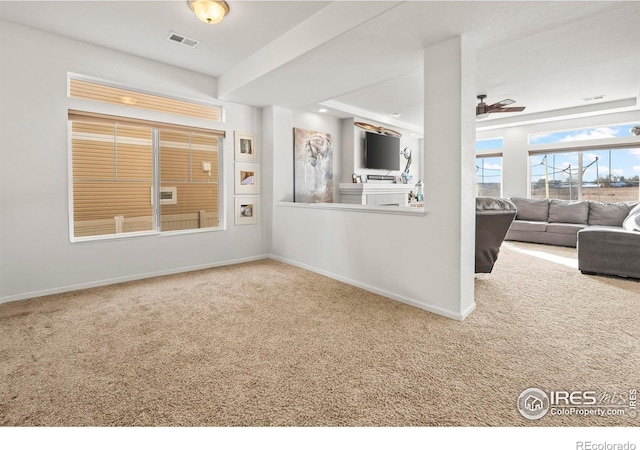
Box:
(528, 124), (635, 145)
(528, 124), (640, 179)
(475, 137), (503, 151)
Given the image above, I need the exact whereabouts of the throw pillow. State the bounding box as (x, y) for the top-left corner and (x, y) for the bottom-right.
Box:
(588, 201), (631, 227)
(510, 197), (549, 221)
(623, 210), (640, 232)
(548, 199), (590, 224)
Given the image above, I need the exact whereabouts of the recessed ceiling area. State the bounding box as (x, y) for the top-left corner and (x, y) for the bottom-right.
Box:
(1, 0), (638, 129)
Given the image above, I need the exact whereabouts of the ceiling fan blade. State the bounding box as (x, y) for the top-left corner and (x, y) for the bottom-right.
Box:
(492, 106), (526, 113)
(496, 99), (515, 107)
(476, 95), (525, 116)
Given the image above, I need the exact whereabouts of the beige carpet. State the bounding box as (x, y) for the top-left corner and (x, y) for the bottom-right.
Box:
(1, 245), (639, 427)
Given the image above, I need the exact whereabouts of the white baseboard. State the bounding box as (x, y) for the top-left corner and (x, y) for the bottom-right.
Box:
(2, 253), (476, 322)
(268, 253), (474, 321)
(0, 254), (270, 305)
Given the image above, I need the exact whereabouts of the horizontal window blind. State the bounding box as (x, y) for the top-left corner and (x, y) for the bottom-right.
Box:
(68, 110), (225, 138)
(71, 121), (154, 237)
(159, 129), (219, 231)
(70, 112), (221, 239)
(69, 77), (222, 122)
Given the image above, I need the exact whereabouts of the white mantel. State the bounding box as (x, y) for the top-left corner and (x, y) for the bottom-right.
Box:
(338, 182), (414, 207)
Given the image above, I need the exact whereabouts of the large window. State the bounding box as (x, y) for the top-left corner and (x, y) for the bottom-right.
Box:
(476, 138), (503, 197)
(70, 112), (223, 240)
(476, 154), (503, 197)
(530, 148), (639, 202)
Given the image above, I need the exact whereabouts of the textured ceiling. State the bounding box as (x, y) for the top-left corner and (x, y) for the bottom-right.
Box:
(1, 0), (638, 129)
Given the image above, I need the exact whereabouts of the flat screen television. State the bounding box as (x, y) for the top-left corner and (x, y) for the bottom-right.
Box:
(364, 131), (400, 170)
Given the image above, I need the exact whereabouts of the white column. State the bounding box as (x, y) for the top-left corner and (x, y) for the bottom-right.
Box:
(423, 36), (477, 317)
(262, 106), (294, 253)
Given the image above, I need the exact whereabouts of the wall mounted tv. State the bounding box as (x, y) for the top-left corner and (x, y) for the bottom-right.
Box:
(364, 131), (400, 171)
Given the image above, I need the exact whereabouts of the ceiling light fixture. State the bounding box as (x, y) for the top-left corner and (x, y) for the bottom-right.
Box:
(318, 108), (328, 113)
(391, 112), (401, 118)
(188, 0), (229, 24)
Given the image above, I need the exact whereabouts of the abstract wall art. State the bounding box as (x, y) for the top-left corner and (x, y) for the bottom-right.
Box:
(293, 127), (333, 203)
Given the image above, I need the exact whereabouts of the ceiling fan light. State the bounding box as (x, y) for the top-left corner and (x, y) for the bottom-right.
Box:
(188, 0), (229, 24)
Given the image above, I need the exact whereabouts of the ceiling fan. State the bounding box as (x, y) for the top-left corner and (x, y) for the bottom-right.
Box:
(476, 95), (526, 118)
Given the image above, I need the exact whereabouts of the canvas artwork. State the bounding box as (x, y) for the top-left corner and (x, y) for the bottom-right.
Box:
(293, 128), (333, 203)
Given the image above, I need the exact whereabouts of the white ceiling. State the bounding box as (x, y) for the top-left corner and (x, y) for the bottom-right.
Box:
(1, 0), (639, 130)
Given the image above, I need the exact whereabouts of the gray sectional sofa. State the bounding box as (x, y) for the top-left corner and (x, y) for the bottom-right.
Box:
(506, 197), (636, 247)
(504, 197), (640, 279)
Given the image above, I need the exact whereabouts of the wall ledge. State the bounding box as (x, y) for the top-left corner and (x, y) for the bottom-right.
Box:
(278, 201), (426, 216)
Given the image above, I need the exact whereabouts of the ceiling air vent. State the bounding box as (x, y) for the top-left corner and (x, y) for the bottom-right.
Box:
(167, 32), (200, 48)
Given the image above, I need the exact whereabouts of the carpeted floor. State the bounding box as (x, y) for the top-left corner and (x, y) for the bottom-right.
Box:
(0, 244), (638, 426)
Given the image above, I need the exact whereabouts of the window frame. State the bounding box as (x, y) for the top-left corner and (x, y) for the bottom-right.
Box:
(68, 111), (225, 243)
(527, 144), (640, 201)
(475, 152), (504, 198)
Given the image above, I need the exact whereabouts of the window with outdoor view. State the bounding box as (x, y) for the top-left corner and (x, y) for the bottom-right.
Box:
(476, 155), (503, 197)
(475, 138), (503, 197)
(529, 148), (640, 202)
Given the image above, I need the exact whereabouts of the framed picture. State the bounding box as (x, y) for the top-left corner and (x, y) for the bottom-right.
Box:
(394, 176), (402, 184)
(234, 162), (260, 195)
(235, 197), (258, 225)
(293, 127), (333, 203)
(234, 132), (257, 162)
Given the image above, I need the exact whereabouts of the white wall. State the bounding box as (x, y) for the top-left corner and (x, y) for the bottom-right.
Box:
(0, 21), (265, 302)
(265, 36), (478, 321)
(477, 110), (640, 198)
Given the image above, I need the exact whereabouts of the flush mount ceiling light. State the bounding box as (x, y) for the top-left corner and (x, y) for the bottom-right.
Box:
(188, 0), (229, 24)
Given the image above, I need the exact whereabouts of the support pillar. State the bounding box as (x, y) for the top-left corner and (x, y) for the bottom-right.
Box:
(423, 36), (477, 318)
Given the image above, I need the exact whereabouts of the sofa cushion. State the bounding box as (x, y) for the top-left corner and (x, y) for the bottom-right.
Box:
(588, 201), (632, 226)
(548, 199), (589, 224)
(546, 223), (587, 235)
(509, 220), (547, 232)
(510, 197), (549, 221)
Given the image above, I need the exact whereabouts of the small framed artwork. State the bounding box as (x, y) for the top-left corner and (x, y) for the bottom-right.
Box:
(235, 197), (258, 225)
(395, 176), (402, 184)
(234, 131), (257, 162)
(235, 162), (260, 195)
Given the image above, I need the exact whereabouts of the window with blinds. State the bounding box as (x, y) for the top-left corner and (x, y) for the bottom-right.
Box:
(70, 112), (223, 240)
(69, 76), (222, 122)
